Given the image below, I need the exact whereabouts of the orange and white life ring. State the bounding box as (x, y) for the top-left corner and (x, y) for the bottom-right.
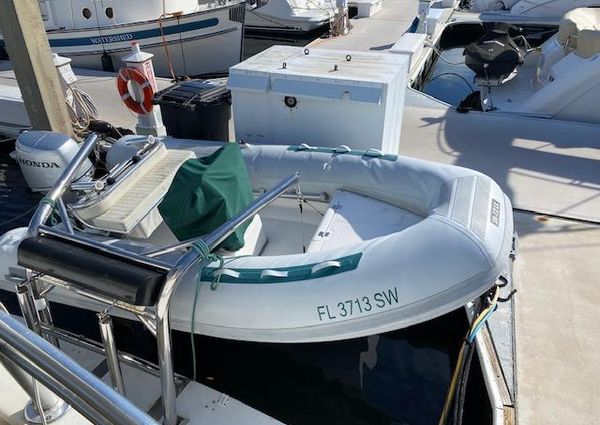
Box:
(116, 67), (154, 115)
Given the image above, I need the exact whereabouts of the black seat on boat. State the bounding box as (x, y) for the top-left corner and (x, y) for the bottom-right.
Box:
(464, 23), (525, 81)
(17, 236), (167, 306)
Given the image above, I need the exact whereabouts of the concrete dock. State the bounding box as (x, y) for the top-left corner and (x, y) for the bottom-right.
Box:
(513, 213), (600, 425)
(402, 103), (600, 425)
(309, 0), (418, 52)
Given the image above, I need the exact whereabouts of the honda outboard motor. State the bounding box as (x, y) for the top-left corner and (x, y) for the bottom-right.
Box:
(464, 23), (525, 82)
(13, 131), (93, 192)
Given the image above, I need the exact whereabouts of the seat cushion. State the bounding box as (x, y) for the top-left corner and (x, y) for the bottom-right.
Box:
(558, 8), (600, 46)
(17, 236), (167, 306)
(576, 29), (600, 58)
(306, 190), (423, 253)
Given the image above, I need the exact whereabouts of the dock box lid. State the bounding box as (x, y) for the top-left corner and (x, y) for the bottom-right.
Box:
(228, 46), (408, 94)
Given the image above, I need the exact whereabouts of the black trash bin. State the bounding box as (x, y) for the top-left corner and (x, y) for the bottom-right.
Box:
(153, 78), (231, 141)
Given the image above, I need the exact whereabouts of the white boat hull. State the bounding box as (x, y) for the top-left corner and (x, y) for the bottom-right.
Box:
(245, 9), (332, 32)
(468, 0), (600, 18)
(0, 4), (246, 77)
(244, 0), (336, 33)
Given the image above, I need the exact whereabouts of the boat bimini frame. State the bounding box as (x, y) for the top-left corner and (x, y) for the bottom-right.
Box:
(14, 133), (299, 425)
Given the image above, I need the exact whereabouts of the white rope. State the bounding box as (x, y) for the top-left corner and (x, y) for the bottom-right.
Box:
(66, 86), (99, 135)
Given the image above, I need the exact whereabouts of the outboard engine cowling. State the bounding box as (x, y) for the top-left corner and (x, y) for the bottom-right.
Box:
(14, 131), (93, 192)
(464, 23), (525, 82)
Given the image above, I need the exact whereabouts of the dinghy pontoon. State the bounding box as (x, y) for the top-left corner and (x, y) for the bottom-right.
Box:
(0, 130), (514, 423)
(2, 132), (515, 343)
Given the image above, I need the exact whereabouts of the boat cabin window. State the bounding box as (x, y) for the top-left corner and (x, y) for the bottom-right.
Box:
(82, 8), (92, 19)
(105, 7), (114, 19)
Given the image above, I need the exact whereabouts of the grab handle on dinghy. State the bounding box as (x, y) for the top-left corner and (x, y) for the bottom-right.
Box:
(212, 269), (241, 279)
(364, 148), (384, 157)
(260, 269), (289, 279)
(333, 145), (351, 153)
(311, 260), (341, 274)
(287, 145), (398, 161)
(296, 143), (314, 151)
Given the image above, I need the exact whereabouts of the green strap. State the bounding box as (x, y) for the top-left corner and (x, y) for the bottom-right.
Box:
(39, 196), (56, 209)
(192, 240), (224, 290)
(190, 239), (223, 381)
(200, 252), (363, 284)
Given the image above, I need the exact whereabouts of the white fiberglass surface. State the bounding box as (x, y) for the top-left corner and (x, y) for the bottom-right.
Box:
(258, 197), (325, 256)
(422, 46), (541, 108)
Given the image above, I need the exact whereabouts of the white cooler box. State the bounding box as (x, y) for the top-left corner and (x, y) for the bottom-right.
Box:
(228, 46), (409, 154)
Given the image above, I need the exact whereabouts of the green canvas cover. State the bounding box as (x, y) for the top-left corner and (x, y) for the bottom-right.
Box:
(158, 143), (253, 251)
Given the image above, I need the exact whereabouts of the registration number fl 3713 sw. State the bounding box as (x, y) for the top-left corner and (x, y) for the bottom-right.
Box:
(316, 287), (399, 322)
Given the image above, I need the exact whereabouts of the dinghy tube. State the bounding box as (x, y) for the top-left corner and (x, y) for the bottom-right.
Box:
(3, 141), (515, 343)
(163, 142), (515, 343)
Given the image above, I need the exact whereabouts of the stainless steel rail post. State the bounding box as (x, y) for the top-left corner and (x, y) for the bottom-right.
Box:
(0, 304), (69, 423)
(16, 283), (41, 335)
(0, 351), (70, 424)
(0, 310), (158, 425)
(15, 285), (69, 421)
(56, 199), (74, 234)
(25, 133), (100, 350)
(157, 173), (299, 425)
(98, 311), (126, 396)
(16, 281), (59, 346)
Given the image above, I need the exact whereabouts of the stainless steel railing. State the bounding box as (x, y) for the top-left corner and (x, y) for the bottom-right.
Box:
(0, 309), (157, 424)
(155, 172), (298, 425)
(21, 132), (300, 425)
(27, 133), (100, 238)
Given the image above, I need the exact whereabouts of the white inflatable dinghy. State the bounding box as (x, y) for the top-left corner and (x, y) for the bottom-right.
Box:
(1, 134), (515, 343)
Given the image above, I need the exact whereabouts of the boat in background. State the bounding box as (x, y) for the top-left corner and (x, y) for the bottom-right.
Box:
(458, 8), (600, 123)
(245, 0), (338, 34)
(462, 0), (600, 18)
(401, 5), (600, 125)
(0, 0), (246, 78)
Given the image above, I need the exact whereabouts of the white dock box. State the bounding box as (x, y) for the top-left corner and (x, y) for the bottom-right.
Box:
(229, 46), (409, 154)
(390, 33), (428, 71)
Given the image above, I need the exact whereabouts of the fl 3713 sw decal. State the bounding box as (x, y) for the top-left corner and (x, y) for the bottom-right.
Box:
(316, 287), (399, 322)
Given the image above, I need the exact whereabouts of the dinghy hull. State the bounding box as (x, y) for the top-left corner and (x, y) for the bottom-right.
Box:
(1, 141), (515, 343)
